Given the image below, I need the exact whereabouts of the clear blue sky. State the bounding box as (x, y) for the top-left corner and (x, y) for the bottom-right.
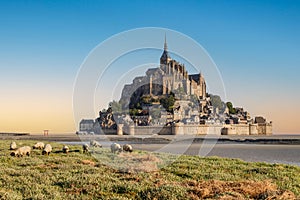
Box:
(0, 0), (299, 133)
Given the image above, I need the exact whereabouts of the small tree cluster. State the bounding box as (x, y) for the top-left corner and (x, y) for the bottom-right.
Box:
(210, 94), (226, 113)
(226, 102), (236, 114)
(160, 94), (175, 113)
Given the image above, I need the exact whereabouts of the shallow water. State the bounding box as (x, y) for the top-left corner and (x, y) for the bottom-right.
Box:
(60, 141), (300, 166)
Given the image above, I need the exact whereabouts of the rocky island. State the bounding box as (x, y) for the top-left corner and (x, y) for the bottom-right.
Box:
(78, 38), (272, 136)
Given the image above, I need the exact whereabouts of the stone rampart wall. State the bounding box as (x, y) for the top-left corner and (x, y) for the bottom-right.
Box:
(102, 123), (272, 135)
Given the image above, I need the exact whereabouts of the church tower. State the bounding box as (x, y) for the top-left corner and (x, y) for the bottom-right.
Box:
(160, 34), (171, 65)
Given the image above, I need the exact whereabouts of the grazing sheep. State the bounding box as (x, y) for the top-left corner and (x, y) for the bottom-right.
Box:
(10, 146), (31, 157)
(90, 140), (102, 148)
(62, 145), (69, 154)
(111, 143), (122, 154)
(122, 144), (133, 153)
(10, 142), (17, 150)
(82, 144), (89, 153)
(42, 144), (52, 155)
(33, 142), (45, 150)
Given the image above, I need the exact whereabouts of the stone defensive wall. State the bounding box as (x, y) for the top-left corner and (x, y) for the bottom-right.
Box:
(116, 123), (272, 136)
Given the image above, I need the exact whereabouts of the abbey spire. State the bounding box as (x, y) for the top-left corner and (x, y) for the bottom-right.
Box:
(164, 33), (168, 51)
(160, 34), (171, 65)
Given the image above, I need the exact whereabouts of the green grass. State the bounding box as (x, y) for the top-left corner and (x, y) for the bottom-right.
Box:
(0, 140), (299, 199)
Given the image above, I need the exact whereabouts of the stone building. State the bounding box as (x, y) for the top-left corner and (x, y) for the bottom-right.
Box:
(79, 119), (94, 133)
(121, 37), (207, 107)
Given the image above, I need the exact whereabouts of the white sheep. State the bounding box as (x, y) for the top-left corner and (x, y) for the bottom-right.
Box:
(42, 144), (52, 155)
(82, 144), (89, 153)
(90, 140), (102, 148)
(10, 141), (17, 150)
(62, 145), (69, 154)
(111, 143), (122, 154)
(33, 142), (45, 150)
(10, 146), (31, 157)
(122, 144), (133, 153)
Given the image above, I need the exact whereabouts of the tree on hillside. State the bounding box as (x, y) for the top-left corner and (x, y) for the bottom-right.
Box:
(226, 102), (236, 114)
(129, 108), (139, 116)
(140, 95), (152, 104)
(160, 94), (175, 113)
(109, 100), (122, 113)
(210, 94), (226, 112)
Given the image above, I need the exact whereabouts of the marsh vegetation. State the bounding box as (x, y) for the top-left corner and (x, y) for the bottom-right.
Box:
(0, 140), (299, 199)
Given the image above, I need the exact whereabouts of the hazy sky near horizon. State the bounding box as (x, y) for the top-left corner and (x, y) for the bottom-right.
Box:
(0, 0), (300, 134)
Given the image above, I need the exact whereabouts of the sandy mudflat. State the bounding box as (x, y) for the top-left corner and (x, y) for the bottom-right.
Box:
(134, 142), (300, 166)
(1, 133), (300, 144)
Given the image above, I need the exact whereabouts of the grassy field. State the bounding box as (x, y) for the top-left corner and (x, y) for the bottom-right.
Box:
(0, 140), (299, 199)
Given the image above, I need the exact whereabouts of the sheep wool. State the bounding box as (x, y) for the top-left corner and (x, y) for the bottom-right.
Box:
(111, 143), (122, 154)
(90, 140), (102, 148)
(62, 145), (69, 153)
(33, 142), (45, 150)
(42, 144), (52, 155)
(10, 142), (17, 150)
(123, 144), (133, 153)
(82, 144), (89, 153)
(11, 146), (31, 157)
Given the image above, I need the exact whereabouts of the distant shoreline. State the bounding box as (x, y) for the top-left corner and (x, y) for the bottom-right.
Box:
(1, 132), (300, 145)
(0, 132), (30, 136)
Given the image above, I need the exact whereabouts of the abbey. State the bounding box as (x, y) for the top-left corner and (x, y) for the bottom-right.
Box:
(121, 37), (207, 108)
(157, 36), (206, 98)
(78, 37), (272, 136)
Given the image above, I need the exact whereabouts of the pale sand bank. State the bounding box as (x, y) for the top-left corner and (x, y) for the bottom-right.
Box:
(1, 132), (300, 144)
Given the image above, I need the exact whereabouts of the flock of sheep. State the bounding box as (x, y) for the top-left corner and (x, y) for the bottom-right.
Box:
(10, 141), (53, 157)
(9, 141), (133, 157)
(83, 141), (133, 154)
